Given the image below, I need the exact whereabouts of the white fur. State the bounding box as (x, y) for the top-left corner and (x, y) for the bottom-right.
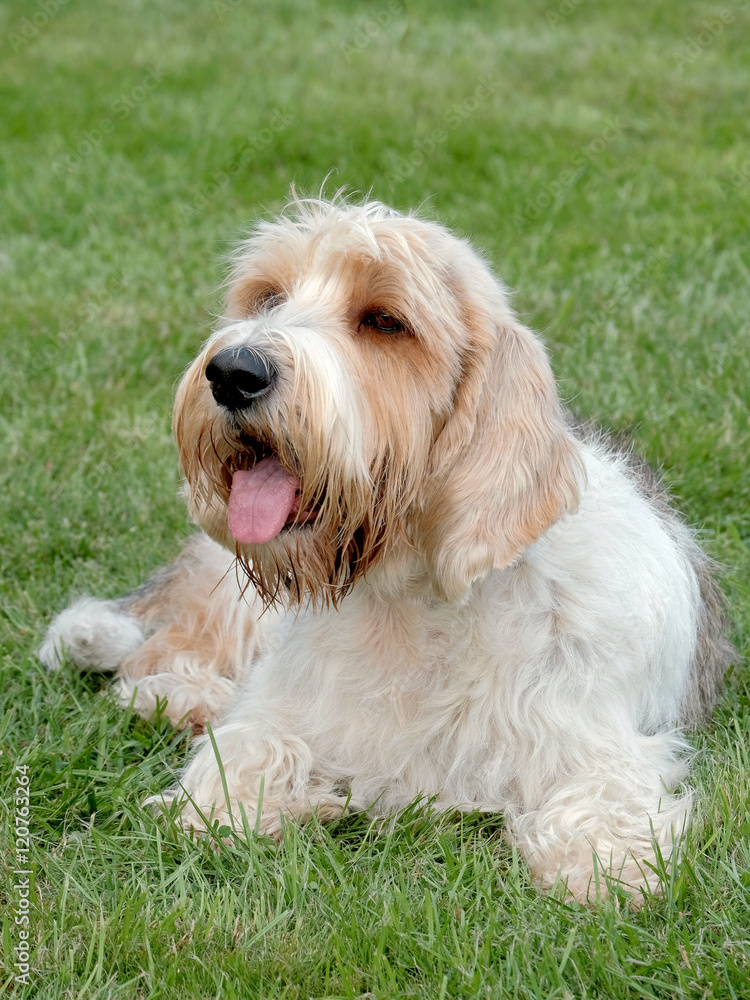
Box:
(203, 313), (368, 484)
(157, 440), (698, 900)
(40, 197), (723, 903)
(39, 596), (144, 673)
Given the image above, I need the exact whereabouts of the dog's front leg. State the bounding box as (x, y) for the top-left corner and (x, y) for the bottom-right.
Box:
(157, 710), (349, 839)
(506, 729), (692, 904)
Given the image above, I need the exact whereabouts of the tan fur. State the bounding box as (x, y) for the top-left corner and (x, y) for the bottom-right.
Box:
(40, 196), (733, 904)
(416, 293), (582, 603)
(174, 209), (583, 609)
(115, 535), (262, 730)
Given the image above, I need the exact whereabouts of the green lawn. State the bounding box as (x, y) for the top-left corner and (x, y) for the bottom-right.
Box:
(1, 0), (749, 996)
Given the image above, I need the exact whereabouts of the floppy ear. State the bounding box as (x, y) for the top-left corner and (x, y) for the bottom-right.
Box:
(418, 309), (583, 604)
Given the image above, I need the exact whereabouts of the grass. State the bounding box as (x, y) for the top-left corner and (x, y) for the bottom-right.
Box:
(1, 0), (749, 996)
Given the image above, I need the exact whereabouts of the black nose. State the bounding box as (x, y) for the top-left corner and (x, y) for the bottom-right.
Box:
(205, 347), (277, 410)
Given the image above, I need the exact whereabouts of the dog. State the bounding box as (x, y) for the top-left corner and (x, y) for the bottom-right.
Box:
(40, 194), (733, 902)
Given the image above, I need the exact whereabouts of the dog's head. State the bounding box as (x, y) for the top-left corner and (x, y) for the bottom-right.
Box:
(174, 195), (582, 606)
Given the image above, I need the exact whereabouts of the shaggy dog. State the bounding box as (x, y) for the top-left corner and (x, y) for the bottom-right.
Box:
(40, 195), (733, 902)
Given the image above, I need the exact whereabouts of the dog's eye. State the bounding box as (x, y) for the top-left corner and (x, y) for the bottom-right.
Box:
(255, 288), (283, 312)
(361, 310), (405, 335)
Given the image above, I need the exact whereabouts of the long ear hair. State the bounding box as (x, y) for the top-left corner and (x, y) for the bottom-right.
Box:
(417, 295), (583, 604)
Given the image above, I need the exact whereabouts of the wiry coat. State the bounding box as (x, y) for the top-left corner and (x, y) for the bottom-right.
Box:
(40, 196), (733, 902)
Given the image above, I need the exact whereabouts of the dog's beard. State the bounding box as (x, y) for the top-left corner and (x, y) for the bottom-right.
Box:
(231, 460), (406, 610)
(234, 518), (379, 609)
(183, 419), (410, 609)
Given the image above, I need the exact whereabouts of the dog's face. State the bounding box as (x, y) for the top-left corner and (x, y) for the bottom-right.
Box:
(174, 198), (582, 606)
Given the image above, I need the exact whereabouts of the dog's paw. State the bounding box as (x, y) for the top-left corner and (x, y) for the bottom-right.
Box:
(39, 596), (144, 672)
(144, 787), (267, 841)
(513, 784), (691, 906)
(531, 848), (663, 906)
(143, 723), (272, 838)
(145, 723), (348, 840)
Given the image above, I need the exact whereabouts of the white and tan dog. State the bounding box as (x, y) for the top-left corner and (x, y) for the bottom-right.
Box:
(40, 195), (732, 902)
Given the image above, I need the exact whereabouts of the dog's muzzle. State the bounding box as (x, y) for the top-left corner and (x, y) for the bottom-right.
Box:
(206, 346), (277, 410)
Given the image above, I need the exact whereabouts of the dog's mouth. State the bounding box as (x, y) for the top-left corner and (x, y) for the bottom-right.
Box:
(226, 443), (319, 545)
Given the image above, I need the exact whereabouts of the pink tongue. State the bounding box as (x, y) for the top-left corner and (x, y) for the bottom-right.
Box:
(227, 458), (300, 545)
